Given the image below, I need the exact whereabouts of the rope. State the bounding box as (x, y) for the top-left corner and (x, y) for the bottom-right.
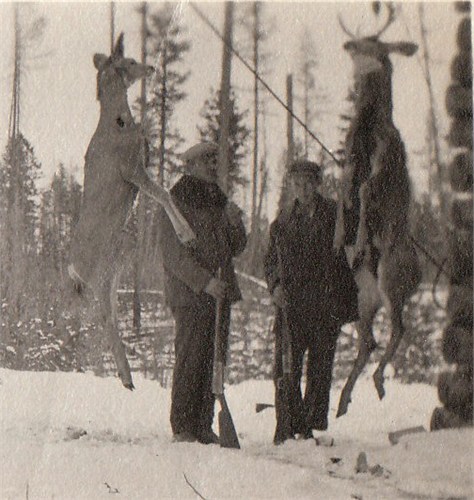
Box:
(408, 235), (449, 278)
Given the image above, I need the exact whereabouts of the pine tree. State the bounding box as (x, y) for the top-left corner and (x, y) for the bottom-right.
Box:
(197, 88), (251, 197)
(145, 2), (191, 187)
(0, 135), (41, 305)
(38, 164), (82, 277)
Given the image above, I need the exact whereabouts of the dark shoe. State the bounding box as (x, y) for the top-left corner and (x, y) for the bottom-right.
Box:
(197, 429), (219, 445)
(172, 431), (197, 443)
(312, 417), (328, 432)
(273, 431), (295, 446)
(299, 428), (314, 440)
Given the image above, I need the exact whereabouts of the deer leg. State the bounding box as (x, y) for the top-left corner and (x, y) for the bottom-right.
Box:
(354, 183), (369, 258)
(98, 274), (134, 390)
(373, 282), (404, 400)
(337, 268), (381, 418)
(337, 317), (378, 417)
(334, 197), (346, 250)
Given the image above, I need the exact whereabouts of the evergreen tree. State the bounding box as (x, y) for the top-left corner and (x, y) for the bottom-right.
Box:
(38, 164), (82, 276)
(0, 135), (41, 309)
(145, 2), (191, 187)
(197, 88), (251, 196)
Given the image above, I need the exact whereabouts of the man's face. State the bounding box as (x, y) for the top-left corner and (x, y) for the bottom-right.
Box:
(192, 153), (219, 183)
(290, 174), (319, 205)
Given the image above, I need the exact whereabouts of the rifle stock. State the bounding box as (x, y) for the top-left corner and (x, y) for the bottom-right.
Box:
(213, 268), (240, 449)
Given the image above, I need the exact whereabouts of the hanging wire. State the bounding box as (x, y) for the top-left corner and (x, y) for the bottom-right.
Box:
(189, 2), (343, 167)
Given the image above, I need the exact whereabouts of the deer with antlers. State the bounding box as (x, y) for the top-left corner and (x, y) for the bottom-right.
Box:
(67, 35), (195, 390)
(333, 3), (422, 417)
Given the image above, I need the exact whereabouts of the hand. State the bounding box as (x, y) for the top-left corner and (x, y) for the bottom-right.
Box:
(226, 201), (243, 227)
(272, 285), (287, 308)
(205, 278), (227, 300)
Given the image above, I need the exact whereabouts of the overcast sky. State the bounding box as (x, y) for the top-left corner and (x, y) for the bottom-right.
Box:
(0, 1), (460, 217)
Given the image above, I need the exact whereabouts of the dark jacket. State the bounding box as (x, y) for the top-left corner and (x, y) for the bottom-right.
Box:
(264, 195), (358, 325)
(158, 175), (247, 309)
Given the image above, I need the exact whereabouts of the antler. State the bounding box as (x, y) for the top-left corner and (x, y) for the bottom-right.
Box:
(338, 13), (357, 40)
(338, 2), (396, 40)
(371, 2), (396, 39)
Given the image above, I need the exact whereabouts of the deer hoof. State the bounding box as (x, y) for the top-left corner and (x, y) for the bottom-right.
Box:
(336, 397), (351, 418)
(373, 372), (385, 400)
(120, 376), (135, 391)
(336, 405), (347, 418)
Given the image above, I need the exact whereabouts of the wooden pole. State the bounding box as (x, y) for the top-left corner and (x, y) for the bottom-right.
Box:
(218, 1), (234, 194)
(286, 74), (294, 165)
(110, 2), (115, 52)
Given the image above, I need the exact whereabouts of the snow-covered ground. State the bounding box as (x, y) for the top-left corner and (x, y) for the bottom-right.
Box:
(1, 368), (472, 499)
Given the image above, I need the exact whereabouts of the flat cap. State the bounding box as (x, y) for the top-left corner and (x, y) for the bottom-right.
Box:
(288, 160), (322, 181)
(181, 142), (219, 162)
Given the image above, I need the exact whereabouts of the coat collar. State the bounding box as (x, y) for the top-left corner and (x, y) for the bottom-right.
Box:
(171, 175), (228, 209)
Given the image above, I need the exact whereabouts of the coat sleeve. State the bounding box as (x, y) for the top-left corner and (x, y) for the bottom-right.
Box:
(225, 215), (247, 258)
(264, 220), (280, 295)
(158, 208), (213, 294)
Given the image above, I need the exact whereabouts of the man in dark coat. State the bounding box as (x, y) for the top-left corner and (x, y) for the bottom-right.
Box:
(158, 142), (247, 444)
(264, 160), (358, 445)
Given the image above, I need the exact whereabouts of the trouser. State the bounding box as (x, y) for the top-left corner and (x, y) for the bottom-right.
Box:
(170, 299), (230, 437)
(273, 308), (340, 435)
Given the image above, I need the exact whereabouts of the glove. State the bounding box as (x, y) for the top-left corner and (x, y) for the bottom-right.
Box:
(205, 277), (227, 300)
(272, 285), (287, 308)
(225, 201), (243, 227)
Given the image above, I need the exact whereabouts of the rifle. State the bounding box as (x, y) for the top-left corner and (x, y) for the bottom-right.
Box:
(212, 268), (240, 449)
(273, 244), (295, 445)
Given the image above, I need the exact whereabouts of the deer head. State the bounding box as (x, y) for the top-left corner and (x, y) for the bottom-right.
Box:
(339, 3), (418, 80)
(94, 34), (153, 100)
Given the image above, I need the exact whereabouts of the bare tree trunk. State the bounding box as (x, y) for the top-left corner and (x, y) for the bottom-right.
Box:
(250, 1), (260, 233)
(218, 1), (234, 193)
(159, 44), (167, 187)
(303, 70), (309, 159)
(286, 74), (294, 165)
(133, 2), (147, 332)
(7, 5), (22, 324)
(259, 100), (269, 218)
(418, 4), (443, 203)
(110, 2), (115, 52)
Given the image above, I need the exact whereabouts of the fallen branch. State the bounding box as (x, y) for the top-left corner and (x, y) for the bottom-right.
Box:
(183, 473), (206, 500)
(104, 482), (120, 494)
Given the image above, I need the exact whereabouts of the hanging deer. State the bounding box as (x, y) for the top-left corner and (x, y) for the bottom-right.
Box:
(67, 34), (195, 390)
(333, 3), (422, 417)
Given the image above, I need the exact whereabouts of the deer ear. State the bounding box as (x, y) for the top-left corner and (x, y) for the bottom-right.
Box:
(113, 33), (124, 58)
(390, 42), (418, 57)
(93, 53), (108, 70)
